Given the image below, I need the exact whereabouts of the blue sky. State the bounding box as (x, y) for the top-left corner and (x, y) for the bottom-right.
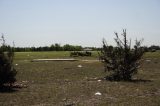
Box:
(0, 0), (160, 47)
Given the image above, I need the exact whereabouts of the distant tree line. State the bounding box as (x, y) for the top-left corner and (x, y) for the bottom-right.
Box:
(2, 43), (159, 52)
(143, 45), (160, 52)
(4, 43), (100, 52)
(98, 45), (160, 53)
(13, 44), (82, 52)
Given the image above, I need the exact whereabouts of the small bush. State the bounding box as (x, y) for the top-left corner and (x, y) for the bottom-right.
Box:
(70, 51), (92, 57)
(0, 35), (17, 87)
(99, 29), (144, 81)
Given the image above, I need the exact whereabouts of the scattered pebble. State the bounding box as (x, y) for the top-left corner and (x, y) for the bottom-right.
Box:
(95, 92), (102, 96)
(64, 79), (69, 82)
(22, 80), (29, 83)
(15, 64), (18, 66)
(62, 98), (67, 101)
(77, 65), (82, 68)
(97, 80), (102, 82)
(94, 77), (98, 80)
(146, 60), (151, 62)
(136, 88), (139, 91)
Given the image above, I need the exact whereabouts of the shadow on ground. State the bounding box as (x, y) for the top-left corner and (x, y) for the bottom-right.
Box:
(0, 86), (20, 93)
(104, 77), (152, 83)
(0, 86), (23, 93)
(129, 79), (152, 83)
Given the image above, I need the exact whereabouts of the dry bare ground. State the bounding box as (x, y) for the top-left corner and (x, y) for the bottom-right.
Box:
(0, 51), (160, 106)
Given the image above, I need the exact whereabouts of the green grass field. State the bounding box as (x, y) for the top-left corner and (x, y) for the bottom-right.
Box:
(0, 51), (160, 106)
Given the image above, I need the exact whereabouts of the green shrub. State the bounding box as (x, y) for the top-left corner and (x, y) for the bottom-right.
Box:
(0, 35), (17, 86)
(99, 29), (144, 81)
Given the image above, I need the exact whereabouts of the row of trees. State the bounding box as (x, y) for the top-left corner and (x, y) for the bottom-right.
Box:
(14, 44), (84, 52)
(13, 44), (160, 52)
(12, 44), (99, 52)
(3, 44), (159, 52)
(144, 45), (160, 52)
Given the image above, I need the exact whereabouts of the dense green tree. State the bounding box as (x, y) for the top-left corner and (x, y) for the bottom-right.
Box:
(148, 45), (160, 52)
(99, 30), (144, 81)
(0, 35), (17, 87)
(54, 43), (62, 51)
(63, 44), (82, 51)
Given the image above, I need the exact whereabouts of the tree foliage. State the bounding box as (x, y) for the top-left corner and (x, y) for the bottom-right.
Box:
(99, 30), (144, 81)
(13, 44), (83, 52)
(0, 35), (17, 86)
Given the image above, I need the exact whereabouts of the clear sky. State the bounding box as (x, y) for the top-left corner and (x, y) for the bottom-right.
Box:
(0, 0), (160, 47)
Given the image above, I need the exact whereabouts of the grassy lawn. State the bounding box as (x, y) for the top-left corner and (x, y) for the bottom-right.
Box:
(0, 51), (160, 105)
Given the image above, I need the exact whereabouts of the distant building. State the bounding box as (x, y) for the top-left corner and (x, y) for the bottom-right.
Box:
(83, 48), (93, 51)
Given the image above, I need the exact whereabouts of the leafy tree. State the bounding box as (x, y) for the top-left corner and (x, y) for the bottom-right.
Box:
(63, 44), (82, 51)
(50, 44), (55, 51)
(99, 30), (144, 81)
(63, 44), (73, 51)
(55, 43), (62, 51)
(148, 45), (160, 52)
(0, 35), (17, 87)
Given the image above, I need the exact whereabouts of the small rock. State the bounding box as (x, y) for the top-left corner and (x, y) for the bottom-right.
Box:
(22, 80), (29, 83)
(136, 88), (139, 91)
(77, 65), (82, 68)
(62, 98), (67, 101)
(97, 80), (102, 82)
(146, 60), (151, 62)
(15, 64), (18, 66)
(64, 79), (70, 82)
(94, 77), (98, 80)
(95, 92), (102, 96)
